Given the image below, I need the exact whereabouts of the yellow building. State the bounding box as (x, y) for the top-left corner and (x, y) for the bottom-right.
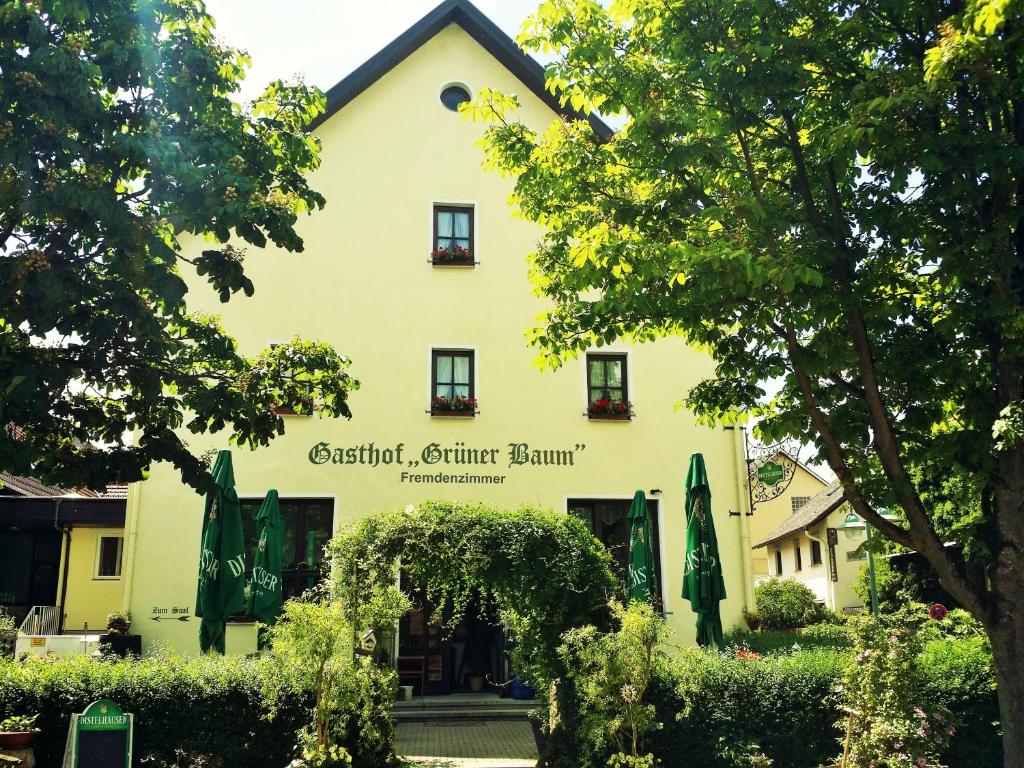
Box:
(753, 482), (866, 613)
(120, 0), (755, 674)
(0, 473), (126, 634)
(746, 452), (830, 581)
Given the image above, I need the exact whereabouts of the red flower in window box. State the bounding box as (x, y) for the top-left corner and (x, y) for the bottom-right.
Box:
(431, 245), (473, 263)
(587, 397), (632, 420)
(431, 395), (477, 415)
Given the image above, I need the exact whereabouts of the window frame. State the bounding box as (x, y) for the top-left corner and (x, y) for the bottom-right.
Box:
(791, 496), (811, 513)
(567, 497), (663, 608)
(236, 497), (336, 608)
(94, 533), (124, 580)
(794, 542), (803, 571)
(431, 204), (475, 266)
(585, 352), (630, 420)
(430, 348), (476, 416)
(810, 539), (823, 566)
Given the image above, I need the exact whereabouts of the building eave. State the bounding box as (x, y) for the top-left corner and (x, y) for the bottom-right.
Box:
(753, 481), (847, 549)
(308, 0), (613, 140)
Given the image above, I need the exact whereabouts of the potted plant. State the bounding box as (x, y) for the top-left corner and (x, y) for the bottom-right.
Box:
(101, 611), (141, 657)
(743, 608), (762, 631)
(587, 397), (632, 420)
(431, 395), (477, 416)
(0, 714), (39, 751)
(431, 245), (472, 264)
(105, 610), (132, 635)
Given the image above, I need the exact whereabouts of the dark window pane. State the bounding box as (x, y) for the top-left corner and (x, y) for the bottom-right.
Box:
(97, 537), (123, 577)
(569, 499), (660, 601)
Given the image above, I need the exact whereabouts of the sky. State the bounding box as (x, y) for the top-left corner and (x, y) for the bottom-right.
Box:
(203, 0), (546, 101)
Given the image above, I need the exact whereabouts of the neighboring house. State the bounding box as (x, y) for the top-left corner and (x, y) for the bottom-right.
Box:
(120, 0), (757, 672)
(753, 481), (866, 613)
(0, 472), (127, 632)
(747, 452), (830, 582)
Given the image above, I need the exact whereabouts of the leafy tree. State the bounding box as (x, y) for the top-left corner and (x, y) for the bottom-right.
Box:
(470, 0), (1024, 761)
(0, 0), (356, 492)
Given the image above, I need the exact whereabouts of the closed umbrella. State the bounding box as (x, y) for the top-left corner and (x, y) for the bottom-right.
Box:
(196, 450), (246, 654)
(246, 489), (284, 646)
(627, 490), (657, 605)
(682, 453), (726, 649)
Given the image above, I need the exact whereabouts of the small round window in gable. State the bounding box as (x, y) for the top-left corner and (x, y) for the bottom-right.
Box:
(440, 84), (471, 112)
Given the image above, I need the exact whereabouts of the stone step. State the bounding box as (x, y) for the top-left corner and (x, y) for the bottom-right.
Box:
(393, 696), (539, 721)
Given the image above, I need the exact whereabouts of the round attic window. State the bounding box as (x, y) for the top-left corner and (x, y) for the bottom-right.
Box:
(440, 84), (471, 111)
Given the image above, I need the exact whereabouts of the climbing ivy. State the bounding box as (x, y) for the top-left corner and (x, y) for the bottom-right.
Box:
(329, 500), (618, 694)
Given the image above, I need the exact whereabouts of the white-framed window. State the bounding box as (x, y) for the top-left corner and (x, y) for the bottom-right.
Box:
(95, 534), (124, 579)
(791, 496), (811, 513)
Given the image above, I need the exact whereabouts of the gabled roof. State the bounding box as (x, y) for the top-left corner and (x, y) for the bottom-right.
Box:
(309, 0), (612, 139)
(753, 481), (847, 548)
(0, 471), (126, 500)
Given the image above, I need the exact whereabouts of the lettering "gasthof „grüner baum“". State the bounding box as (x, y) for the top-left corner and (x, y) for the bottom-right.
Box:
(307, 441), (586, 469)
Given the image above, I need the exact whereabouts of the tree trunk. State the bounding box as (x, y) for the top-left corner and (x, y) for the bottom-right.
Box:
(991, 446), (1024, 768)
(990, 618), (1024, 768)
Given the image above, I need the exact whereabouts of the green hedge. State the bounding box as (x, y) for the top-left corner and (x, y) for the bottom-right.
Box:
(0, 654), (394, 768)
(649, 649), (845, 768)
(644, 639), (1000, 768)
(920, 636), (1001, 768)
(725, 624), (853, 654)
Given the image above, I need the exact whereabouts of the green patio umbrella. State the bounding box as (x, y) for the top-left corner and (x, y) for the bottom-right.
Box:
(627, 490), (657, 604)
(682, 453), (727, 649)
(196, 450), (246, 654)
(246, 489), (284, 645)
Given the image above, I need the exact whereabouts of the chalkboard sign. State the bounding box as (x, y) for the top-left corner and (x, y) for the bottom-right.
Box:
(62, 699), (133, 768)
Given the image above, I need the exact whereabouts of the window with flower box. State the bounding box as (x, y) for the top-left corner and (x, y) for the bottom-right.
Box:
(432, 205), (474, 265)
(431, 349), (475, 416)
(586, 353), (630, 419)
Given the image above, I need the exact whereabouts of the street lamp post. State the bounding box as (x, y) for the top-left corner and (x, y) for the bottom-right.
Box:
(864, 523), (879, 617)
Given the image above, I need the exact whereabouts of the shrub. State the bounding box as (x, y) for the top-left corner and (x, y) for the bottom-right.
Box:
(838, 621), (953, 768)
(800, 623), (854, 647)
(753, 579), (825, 629)
(648, 649), (845, 768)
(724, 625), (853, 655)
(920, 635), (1000, 768)
(560, 601), (665, 765)
(267, 598), (403, 767)
(0, 610), (14, 660)
(639, 635), (999, 768)
(0, 652), (395, 768)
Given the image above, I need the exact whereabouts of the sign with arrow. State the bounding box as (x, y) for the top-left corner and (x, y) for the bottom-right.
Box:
(150, 607), (191, 622)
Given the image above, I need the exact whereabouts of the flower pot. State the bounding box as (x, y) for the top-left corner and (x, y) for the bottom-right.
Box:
(509, 679), (536, 700)
(744, 617), (761, 631)
(468, 675), (484, 693)
(0, 730), (37, 750)
(431, 410), (475, 417)
(588, 413), (630, 421)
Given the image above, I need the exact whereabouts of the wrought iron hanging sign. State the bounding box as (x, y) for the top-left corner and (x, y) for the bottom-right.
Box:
(744, 431), (803, 512)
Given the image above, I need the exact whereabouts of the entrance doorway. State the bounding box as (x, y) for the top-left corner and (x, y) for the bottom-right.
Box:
(397, 581), (505, 696)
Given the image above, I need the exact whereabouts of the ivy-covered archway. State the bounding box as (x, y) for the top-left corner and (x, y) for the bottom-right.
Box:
(330, 500), (618, 709)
